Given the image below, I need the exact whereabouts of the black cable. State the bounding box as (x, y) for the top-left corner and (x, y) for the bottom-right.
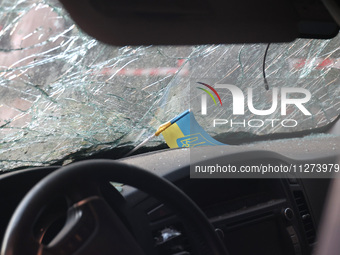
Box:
(263, 43), (270, 90)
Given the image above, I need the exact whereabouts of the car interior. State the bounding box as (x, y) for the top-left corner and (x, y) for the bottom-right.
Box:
(0, 0), (339, 254)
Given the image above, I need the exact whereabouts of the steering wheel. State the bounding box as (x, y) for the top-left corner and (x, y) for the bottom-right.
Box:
(1, 159), (228, 255)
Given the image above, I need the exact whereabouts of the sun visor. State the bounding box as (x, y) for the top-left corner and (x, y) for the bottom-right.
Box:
(58, 0), (339, 45)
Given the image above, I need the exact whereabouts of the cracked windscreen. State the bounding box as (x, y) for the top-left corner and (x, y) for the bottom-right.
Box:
(0, 0), (339, 171)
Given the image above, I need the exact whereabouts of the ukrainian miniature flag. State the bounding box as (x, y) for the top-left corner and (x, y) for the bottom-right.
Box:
(156, 110), (224, 148)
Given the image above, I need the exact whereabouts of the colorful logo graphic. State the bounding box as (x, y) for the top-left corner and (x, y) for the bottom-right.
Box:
(196, 82), (222, 106)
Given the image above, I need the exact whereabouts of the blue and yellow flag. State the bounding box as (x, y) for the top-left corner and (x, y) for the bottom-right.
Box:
(156, 110), (224, 148)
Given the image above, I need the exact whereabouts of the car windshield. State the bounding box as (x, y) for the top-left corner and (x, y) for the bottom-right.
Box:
(0, 0), (339, 172)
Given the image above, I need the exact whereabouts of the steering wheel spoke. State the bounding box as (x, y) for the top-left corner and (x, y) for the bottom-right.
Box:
(43, 196), (144, 255)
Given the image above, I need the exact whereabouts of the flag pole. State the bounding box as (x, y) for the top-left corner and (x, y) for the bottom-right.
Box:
(124, 133), (156, 157)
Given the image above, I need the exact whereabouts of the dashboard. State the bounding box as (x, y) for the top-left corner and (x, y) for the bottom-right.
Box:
(126, 178), (321, 255)
(0, 134), (338, 255)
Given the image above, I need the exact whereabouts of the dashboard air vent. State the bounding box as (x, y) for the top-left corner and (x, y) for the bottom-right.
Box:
(293, 190), (316, 244)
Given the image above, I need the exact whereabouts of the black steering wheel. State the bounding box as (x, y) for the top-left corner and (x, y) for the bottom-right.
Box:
(1, 159), (228, 255)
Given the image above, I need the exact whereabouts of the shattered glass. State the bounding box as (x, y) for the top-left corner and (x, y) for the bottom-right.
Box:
(0, 0), (339, 171)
